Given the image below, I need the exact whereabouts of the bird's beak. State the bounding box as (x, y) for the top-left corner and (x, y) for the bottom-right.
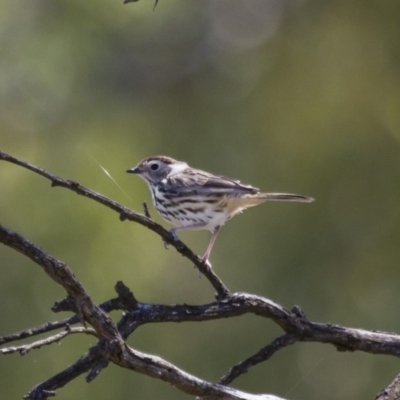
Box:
(127, 166), (140, 174)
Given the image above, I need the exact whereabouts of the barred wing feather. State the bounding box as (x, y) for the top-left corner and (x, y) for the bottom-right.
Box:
(166, 170), (259, 196)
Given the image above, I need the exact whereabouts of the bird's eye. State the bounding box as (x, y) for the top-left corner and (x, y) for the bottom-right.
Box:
(150, 163), (159, 171)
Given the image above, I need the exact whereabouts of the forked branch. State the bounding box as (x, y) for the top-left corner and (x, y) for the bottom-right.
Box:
(1, 151), (400, 400)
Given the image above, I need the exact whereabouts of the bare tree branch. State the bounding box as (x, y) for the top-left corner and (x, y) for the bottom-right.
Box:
(2, 151), (400, 400)
(219, 334), (298, 385)
(375, 373), (400, 400)
(0, 282), (135, 346)
(1, 327), (96, 355)
(0, 317), (74, 346)
(0, 223), (287, 400)
(0, 150), (229, 298)
(24, 354), (98, 400)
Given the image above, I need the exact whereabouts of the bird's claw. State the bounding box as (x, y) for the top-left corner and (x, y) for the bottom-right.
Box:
(163, 230), (179, 249)
(162, 238), (169, 249)
(194, 258), (212, 277)
(170, 230), (179, 241)
(202, 258), (212, 272)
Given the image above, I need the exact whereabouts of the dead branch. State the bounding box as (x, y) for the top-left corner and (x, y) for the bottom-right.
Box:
(0, 150), (229, 299)
(1, 327), (96, 355)
(1, 151), (400, 400)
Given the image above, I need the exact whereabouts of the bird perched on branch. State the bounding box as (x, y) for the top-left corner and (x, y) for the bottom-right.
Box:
(127, 156), (314, 270)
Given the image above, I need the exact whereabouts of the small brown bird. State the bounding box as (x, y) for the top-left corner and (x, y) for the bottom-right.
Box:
(127, 156), (314, 270)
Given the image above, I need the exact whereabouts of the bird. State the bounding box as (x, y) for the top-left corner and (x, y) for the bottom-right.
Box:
(127, 156), (314, 270)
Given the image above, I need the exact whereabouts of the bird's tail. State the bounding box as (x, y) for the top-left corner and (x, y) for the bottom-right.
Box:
(233, 193), (314, 210)
(259, 193), (314, 203)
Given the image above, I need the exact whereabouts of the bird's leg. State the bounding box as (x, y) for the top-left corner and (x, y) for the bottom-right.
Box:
(162, 222), (207, 249)
(200, 226), (221, 271)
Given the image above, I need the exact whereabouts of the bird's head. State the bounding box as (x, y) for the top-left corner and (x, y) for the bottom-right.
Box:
(127, 156), (188, 184)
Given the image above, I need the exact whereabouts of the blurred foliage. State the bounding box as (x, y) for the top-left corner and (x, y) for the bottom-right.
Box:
(1, 0), (400, 399)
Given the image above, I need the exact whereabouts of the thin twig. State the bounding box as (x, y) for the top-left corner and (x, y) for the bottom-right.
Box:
(219, 334), (298, 385)
(1, 327), (96, 355)
(24, 354), (98, 400)
(1, 283), (136, 346)
(143, 201), (151, 218)
(0, 318), (73, 346)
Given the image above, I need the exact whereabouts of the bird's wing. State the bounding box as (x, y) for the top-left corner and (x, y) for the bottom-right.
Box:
(165, 169), (259, 196)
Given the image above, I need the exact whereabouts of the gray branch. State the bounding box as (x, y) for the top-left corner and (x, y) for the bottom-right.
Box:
(1, 150), (400, 400)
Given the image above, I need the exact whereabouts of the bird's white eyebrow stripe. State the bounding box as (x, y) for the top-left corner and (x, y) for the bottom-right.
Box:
(167, 162), (189, 175)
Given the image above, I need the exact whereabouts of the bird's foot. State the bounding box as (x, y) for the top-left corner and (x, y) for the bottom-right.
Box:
(162, 238), (169, 249)
(194, 257), (212, 277)
(202, 258), (212, 272)
(163, 230), (179, 249)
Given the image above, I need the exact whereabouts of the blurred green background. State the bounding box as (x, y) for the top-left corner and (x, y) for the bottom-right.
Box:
(1, 0), (400, 399)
